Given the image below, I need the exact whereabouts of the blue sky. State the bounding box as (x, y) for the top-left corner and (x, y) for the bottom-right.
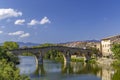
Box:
(0, 0), (120, 43)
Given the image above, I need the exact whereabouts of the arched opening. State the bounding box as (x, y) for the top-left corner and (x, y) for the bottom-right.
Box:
(43, 50), (65, 63)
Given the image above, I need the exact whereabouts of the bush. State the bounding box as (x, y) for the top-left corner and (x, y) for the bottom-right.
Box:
(0, 45), (30, 80)
(88, 58), (96, 64)
(0, 59), (30, 80)
(71, 58), (84, 62)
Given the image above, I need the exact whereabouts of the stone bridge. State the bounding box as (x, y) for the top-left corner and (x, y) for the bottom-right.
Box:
(10, 46), (92, 64)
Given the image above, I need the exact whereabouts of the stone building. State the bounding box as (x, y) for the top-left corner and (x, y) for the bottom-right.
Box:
(101, 35), (120, 56)
(86, 42), (101, 51)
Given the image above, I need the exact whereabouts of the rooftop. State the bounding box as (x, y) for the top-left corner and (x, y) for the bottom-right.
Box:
(102, 34), (120, 40)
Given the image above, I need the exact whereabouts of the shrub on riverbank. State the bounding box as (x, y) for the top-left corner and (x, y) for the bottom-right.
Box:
(87, 58), (96, 64)
(112, 60), (120, 69)
(21, 52), (34, 56)
(71, 57), (84, 62)
(44, 50), (64, 63)
(0, 59), (30, 80)
(111, 60), (120, 80)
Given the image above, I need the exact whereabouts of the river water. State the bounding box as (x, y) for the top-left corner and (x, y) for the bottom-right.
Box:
(18, 56), (115, 80)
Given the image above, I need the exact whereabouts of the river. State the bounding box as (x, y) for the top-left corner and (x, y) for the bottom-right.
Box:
(18, 56), (115, 80)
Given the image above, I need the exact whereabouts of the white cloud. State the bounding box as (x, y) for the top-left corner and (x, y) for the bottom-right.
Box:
(40, 16), (51, 25)
(14, 19), (25, 25)
(20, 33), (30, 38)
(0, 8), (22, 20)
(27, 19), (39, 26)
(27, 16), (51, 26)
(8, 31), (30, 38)
(0, 31), (3, 34)
(8, 31), (24, 36)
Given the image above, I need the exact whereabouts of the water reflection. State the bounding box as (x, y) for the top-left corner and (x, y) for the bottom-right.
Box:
(34, 64), (45, 76)
(18, 56), (120, 80)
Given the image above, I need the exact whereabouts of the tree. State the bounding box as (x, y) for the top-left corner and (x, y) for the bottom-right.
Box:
(32, 43), (56, 48)
(3, 41), (19, 50)
(0, 59), (30, 80)
(0, 45), (30, 80)
(111, 43), (120, 60)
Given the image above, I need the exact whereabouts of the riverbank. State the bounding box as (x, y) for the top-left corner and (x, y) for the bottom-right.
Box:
(96, 57), (114, 66)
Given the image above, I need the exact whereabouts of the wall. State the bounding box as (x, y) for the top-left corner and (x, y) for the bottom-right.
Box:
(101, 39), (112, 56)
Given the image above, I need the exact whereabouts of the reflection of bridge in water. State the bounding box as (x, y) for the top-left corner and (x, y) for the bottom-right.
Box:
(11, 46), (92, 65)
(33, 61), (117, 80)
(33, 62), (102, 77)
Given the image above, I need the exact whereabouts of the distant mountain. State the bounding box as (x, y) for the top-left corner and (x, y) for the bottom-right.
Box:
(85, 40), (100, 42)
(17, 42), (40, 47)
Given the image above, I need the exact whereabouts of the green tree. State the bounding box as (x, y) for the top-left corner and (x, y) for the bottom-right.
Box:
(0, 45), (29, 80)
(44, 50), (64, 62)
(111, 43), (120, 60)
(33, 43), (56, 48)
(3, 41), (19, 50)
(0, 59), (29, 80)
(0, 47), (19, 64)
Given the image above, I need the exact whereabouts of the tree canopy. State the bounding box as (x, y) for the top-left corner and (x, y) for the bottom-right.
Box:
(32, 43), (56, 48)
(3, 41), (19, 50)
(0, 42), (29, 80)
(111, 43), (120, 60)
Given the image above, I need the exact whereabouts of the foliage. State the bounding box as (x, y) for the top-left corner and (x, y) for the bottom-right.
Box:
(0, 47), (19, 64)
(21, 52), (34, 56)
(33, 43), (56, 48)
(44, 50), (64, 62)
(3, 41), (19, 50)
(112, 70), (120, 80)
(111, 44), (120, 80)
(87, 58), (96, 64)
(40, 43), (56, 47)
(71, 57), (84, 62)
(111, 60), (120, 80)
(0, 42), (30, 80)
(0, 59), (30, 80)
(111, 60), (120, 69)
(111, 43), (120, 60)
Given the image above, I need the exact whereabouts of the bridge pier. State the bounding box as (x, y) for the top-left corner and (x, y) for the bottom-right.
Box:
(85, 52), (91, 62)
(64, 51), (71, 63)
(35, 51), (44, 65)
(38, 51), (43, 64)
(38, 56), (43, 64)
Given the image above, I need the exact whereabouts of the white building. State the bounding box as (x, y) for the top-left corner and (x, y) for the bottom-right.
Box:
(101, 35), (120, 56)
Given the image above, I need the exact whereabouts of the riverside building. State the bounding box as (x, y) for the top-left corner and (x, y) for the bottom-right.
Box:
(101, 35), (120, 56)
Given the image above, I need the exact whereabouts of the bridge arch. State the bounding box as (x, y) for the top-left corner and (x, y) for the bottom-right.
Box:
(36, 49), (71, 64)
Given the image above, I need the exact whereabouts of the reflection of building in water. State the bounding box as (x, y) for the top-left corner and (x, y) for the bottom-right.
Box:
(97, 66), (114, 80)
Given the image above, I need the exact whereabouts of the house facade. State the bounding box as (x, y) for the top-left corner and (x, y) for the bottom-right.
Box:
(101, 35), (120, 56)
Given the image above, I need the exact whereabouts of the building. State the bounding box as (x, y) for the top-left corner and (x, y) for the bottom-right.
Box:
(86, 42), (101, 51)
(101, 35), (120, 56)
